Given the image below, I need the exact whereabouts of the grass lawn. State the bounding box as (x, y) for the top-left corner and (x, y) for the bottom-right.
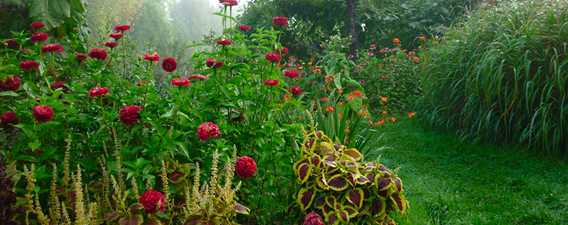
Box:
(368, 120), (568, 225)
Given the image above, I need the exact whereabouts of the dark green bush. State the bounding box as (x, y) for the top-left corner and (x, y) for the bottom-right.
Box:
(420, 0), (568, 156)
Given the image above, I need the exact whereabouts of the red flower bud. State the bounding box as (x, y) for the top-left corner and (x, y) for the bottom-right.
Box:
(139, 189), (166, 213)
(41, 43), (64, 53)
(283, 69), (298, 78)
(104, 41), (119, 49)
(110, 33), (123, 40)
(20, 60), (39, 72)
(31, 21), (45, 30)
(171, 77), (191, 87)
(32, 105), (54, 123)
(162, 57), (177, 72)
(89, 48), (108, 60)
(264, 79), (279, 86)
(89, 86), (109, 97)
(30, 32), (48, 43)
(289, 86), (302, 96)
(235, 156), (257, 179)
(75, 53), (88, 62)
(206, 58), (216, 68)
(114, 24), (131, 32)
(50, 81), (67, 90)
(272, 16), (289, 27)
(265, 52), (281, 63)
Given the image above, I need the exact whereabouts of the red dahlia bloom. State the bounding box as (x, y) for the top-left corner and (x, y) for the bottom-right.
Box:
(139, 189), (166, 213)
(217, 38), (233, 46)
(104, 41), (119, 49)
(265, 52), (281, 63)
(110, 33), (123, 40)
(235, 156), (257, 178)
(239, 25), (251, 31)
(89, 48), (108, 60)
(4, 39), (19, 49)
(0, 75), (21, 91)
(31, 32), (49, 43)
(197, 122), (221, 141)
(114, 24), (131, 32)
(41, 43), (64, 53)
(20, 60), (39, 72)
(119, 105), (142, 125)
(162, 57), (177, 72)
(144, 52), (160, 62)
(32, 105), (54, 123)
(50, 81), (66, 90)
(220, 0), (238, 6)
(264, 79), (279, 86)
(206, 58), (216, 68)
(284, 69), (299, 78)
(31, 21), (45, 30)
(289, 86), (302, 96)
(189, 74), (208, 80)
(171, 77), (191, 87)
(0, 111), (17, 124)
(303, 212), (324, 225)
(75, 53), (88, 62)
(272, 16), (289, 27)
(89, 87), (109, 97)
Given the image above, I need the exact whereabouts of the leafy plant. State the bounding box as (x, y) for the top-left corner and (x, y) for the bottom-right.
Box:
(294, 130), (408, 224)
(419, 0), (568, 156)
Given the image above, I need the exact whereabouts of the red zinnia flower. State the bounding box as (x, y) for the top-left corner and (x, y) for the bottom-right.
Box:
(144, 52), (160, 62)
(104, 41), (119, 49)
(89, 48), (108, 60)
(31, 21), (45, 30)
(235, 156), (257, 179)
(189, 74), (208, 80)
(0, 111), (17, 125)
(303, 212), (324, 225)
(197, 122), (221, 141)
(20, 60), (39, 72)
(50, 81), (66, 90)
(139, 190), (166, 213)
(220, 0), (238, 6)
(272, 16), (289, 27)
(217, 38), (232, 46)
(114, 24), (131, 32)
(41, 43), (64, 53)
(110, 33), (123, 40)
(289, 86), (302, 96)
(239, 25), (251, 31)
(171, 77), (191, 87)
(280, 47), (289, 55)
(0, 75), (21, 91)
(206, 58), (216, 68)
(264, 79), (279, 86)
(31, 32), (48, 43)
(75, 53), (88, 62)
(89, 86), (109, 97)
(32, 105), (54, 123)
(325, 106), (335, 113)
(283, 69), (299, 78)
(119, 105), (142, 125)
(265, 52), (281, 63)
(162, 57), (177, 72)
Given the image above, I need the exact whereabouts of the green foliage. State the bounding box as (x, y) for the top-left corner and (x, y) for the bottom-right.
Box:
(294, 130), (408, 224)
(419, 0), (568, 156)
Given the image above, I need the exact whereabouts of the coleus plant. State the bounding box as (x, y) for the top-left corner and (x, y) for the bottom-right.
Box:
(294, 130), (408, 224)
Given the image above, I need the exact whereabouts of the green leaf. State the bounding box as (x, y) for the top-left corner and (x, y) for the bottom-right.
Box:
(0, 91), (19, 97)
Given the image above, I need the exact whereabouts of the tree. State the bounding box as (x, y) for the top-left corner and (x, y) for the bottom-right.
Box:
(346, 0), (359, 57)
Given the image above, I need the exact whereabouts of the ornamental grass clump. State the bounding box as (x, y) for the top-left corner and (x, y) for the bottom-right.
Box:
(295, 130), (408, 224)
(420, 0), (568, 156)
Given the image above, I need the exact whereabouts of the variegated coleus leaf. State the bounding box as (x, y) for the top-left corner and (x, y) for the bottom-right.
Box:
(393, 177), (404, 192)
(343, 205), (359, 219)
(294, 159), (312, 184)
(346, 188), (365, 208)
(234, 202), (250, 215)
(318, 142), (336, 155)
(310, 154), (322, 167)
(328, 174), (350, 191)
(389, 193), (408, 213)
(369, 198), (386, 216)
(323, 155), (338, 168)
(338, 209), (350, 222)
(375, 176), (393, 192)
(324, 211), (340, 225)
(297, 188), (316, 211)
(314, 196), (326, 209)
(344, 148), (363, 161)
(325, 195), (337, 208)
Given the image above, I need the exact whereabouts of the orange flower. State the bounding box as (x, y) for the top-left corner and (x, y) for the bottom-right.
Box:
(347, 90), (363, 101)
(380, 96), (388, 104)
(392, 37), (401, 46)
(283, 93), (291, 101)
(408, 112), (416, 119)
(325, 106), (335, 113)
(381, 110), (388, 115)
(389, 117), (397, 123)
(313, 66), (321, 74)
(320, 97), (329, 103)
(337, 88), (344, 95)
(375, 119), (385, 126)
(325, 75), (334, 83)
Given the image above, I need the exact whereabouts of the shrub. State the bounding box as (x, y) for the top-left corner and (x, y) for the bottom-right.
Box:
(419, 0), (568, 156)
(294, 130), (408, 224)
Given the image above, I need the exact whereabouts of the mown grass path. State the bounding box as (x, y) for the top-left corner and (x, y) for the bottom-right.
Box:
(370, 120), (568, 225)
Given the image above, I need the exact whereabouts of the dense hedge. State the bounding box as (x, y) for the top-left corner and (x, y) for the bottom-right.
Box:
(419, 0), (568, 156)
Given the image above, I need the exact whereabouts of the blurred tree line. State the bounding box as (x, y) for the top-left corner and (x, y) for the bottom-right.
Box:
(240, 0), (485, 58)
